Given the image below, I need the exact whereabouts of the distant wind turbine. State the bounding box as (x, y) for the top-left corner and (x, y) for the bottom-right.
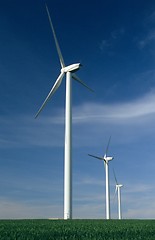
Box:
(35, 5), (93, 220)
(88, 137), (114, 219)
(113, 169), (123, 220)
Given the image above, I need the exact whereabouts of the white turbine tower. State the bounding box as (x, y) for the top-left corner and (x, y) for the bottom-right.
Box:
(35, 5), (93, 220)
(88, 137), (114, 219)
(113, 170), (123, 220)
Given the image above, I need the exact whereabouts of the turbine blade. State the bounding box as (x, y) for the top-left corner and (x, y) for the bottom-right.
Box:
(113, 168), (118, 185)
(88, 154), (103, 160)
(72, 74), (94, 92)
(114, 186), (118, 199)
(105, 136), (111, 155)
(112, 186), (118, 204)
(35, 72), (64, 118)
(104, 161), (106, 170)
(45, 4), (65, 68)
(115, 186), (117, 195)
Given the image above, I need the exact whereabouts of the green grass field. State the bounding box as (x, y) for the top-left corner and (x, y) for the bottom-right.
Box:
(0, 219), (155, 240)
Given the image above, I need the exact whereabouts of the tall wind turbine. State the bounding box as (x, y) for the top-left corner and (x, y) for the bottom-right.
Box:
(113, 170), (123, 220)
(88, 137), (114, 219)
(35, 5), (93, 220)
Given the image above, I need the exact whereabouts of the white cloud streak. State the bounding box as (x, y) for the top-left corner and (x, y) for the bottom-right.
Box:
(0, 197), (63, 219)
(138, 10), (155, 49)
(100, 28), (125, 52)
(73, 91), (155, 123)
(138, 30), (155, 49)
(1, 90), (155, 149)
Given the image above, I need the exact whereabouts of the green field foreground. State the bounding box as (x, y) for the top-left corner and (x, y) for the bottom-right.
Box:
(0, 219), (155, 240)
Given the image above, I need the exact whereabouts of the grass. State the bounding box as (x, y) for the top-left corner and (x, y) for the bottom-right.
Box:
(0, 219), (155, 239)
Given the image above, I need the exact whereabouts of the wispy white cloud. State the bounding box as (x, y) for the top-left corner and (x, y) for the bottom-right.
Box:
(100, 28), (125, 52)
(0, 197), (63, 219)
(111, 28), (125, 40)
(0, 115), (65, 148)
(73, 90), (155, 124)
(124, 194), (155, 219)
(124, 183), (154, 194)
(145, 10), (155, 24)
(138, 30), (155, 49)
(126, 208), (155, 219)
(75, 176), (105, 186)
(137, 10), (155, 49)
(73, 203), (105, 219)
(100, 40), (111, 51)
(1, 91), (155, 148)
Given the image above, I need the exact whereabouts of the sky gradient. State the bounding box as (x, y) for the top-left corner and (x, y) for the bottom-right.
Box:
(1, 0), (155, 219)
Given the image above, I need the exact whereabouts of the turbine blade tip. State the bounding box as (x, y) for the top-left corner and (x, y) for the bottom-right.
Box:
(35, 112), (39, 119)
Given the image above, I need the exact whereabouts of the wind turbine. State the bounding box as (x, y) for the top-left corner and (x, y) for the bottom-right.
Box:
(113, 169), (123, 220)
(88, 137), (114, 219)
(35, 5), (93, 220)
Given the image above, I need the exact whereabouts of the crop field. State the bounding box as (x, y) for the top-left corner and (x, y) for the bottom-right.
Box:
(0, 219), (155, 240)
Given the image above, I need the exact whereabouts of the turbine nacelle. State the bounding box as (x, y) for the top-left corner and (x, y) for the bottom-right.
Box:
(116, 184), (123, 188)
(61, 63), (82, 73)
(104, 155), (114, 162)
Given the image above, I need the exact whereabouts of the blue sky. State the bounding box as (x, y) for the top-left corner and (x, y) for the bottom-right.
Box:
(1, 0), (155, 219)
